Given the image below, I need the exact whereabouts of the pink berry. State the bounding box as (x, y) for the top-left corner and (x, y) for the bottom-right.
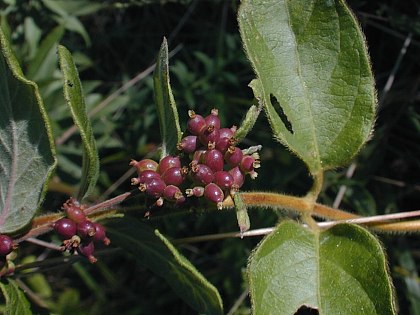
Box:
(186, 186), (204, 197)
(224, 146), (243, 167)
(158, 156), (181, 175)
(204, 183), (224, 207)
(139, 178), (166, 198)
(219, 127), (235, 139)
(129, 159), (158, 173)
(190, 164), (214, 185)
(213, 171), (234, 190)
(77, 220), (96, 239)
(229, 166), (245, 189)
(78, 241), (97, 263)
(177, 135), (198, 154)
(132, 170), (161, 185)
(187, 110), (206, 135)
(163, 185), (185, 201)
(240, 155), (260, 173)
(203, 149), (224, 172)
(198, 126), (220, 146)
(190, 149), (205, 165)
(62, 198), (86, 223)
(92, 223), (110, 245)
(54, 218), (77, 239)
(0, 235), (14, 256)
(204, 108), (221, 130)
(161, 167), (187, 186)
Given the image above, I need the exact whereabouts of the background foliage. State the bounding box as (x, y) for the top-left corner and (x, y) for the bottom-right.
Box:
(0, 0), (419, 314)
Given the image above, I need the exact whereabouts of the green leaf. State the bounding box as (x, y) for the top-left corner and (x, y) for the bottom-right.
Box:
(0, 279), (33, 315)
(108, 218), (223, 315)
(58, 45), (99, 200)
(153, 38), (182, 158)
(0, 28), (57, 233)
(238, 0), (376, 174)
(248, 221), (396, 315)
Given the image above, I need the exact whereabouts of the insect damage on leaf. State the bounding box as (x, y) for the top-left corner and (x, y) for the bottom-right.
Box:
(269, 94), (294, 134)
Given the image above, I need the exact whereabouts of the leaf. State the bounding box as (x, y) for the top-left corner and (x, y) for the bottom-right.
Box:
(0, 28), (57, 233)
(238, 0), (376, 174)
(0, 279), (33, 315)
(248, 221), (396, 315)
(58, 45), (99, 201)
(153, 37), (182, 158)
(108, 218), (223, 315)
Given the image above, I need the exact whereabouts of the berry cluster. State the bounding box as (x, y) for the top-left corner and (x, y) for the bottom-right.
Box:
(0, 234), (16, 275)
(130, 108), (260, 210)
(53, 198), (110, 263)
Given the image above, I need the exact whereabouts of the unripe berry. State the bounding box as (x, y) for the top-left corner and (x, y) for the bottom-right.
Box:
(204, 108), (221, 130)
(63, 198), (86, 223)
(204, 183), (224, 209)
(158, 156), (181, 175)
(0, 235), (14, 256)
(213, 171), (234, 191)
(229, 166), (245, 189)
(54, 218), (77, 239)
(190, 163), (214, 185)
(224, 146), (243, 167)
(92, 223), (111, 245)
(203, 149), (224, 172)
(187, 110), (206, 135)
(177, 135), (198, 154)
(161, 167), (187, 186)
(78, 241), (97, 263)
(139, 178), (166, 198)
(130, 159), (158, 173)
(77, 220), (96, 239)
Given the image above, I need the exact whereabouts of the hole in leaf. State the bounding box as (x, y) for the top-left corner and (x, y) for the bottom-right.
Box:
(269, 93), (294, 134)
(294, 305), (319, 315)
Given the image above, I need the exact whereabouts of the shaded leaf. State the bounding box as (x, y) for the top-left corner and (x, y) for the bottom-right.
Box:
(0, 28), (57, 233)
(108, 218), (223, 315)
(58, 45), (99, 200)
(248, 221), (396, 315)
(0, 279), (33, 315)
(239, 0), (376, 174)
(153, 38), (182, 158)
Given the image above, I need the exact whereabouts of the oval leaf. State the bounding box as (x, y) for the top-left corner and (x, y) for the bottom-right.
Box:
(58, 45), (99, 200)
(153, 38), (182, 158)
(0, 279), (33, 315)
(0, 28), (57, 233)
(239, 0), (376, 174)
(108, 218), (223, 315)
(248, 221), (396, 315)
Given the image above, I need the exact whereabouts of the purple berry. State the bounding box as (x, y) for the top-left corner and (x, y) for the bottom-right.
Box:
(190, 163), (214, 185)
(203, 149), (224, 172)
(204, 183), (224, 208)
(204, 108), (221, 130)
(190, 149), (205, 165)
(130, 159), (158, 173)
(161, 167), (187, 186)
(213, 171), (234, 190)
(186, 186), (204, 197)
(92, 223), (110, 245)
(224, 146), (243, 167)
(187, 110), (206, 135)
(0, 235), (14, 256)
(139, 178), (166, 198)
(177, 135), (198, 154)
(163, 185), (185, 202)
(229, 166), (245, 189)
(77, 220), (96, 239)
(54, 218), (77, 239)
(219, 127), (235, 139)
(132, 170), (161, 185)
(62, 198), (86, 223)
(198, 126), (220, 146)
(158, 156), (181, 175)
(215, 137), (233, 153)
(78, 241), (97, 263)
